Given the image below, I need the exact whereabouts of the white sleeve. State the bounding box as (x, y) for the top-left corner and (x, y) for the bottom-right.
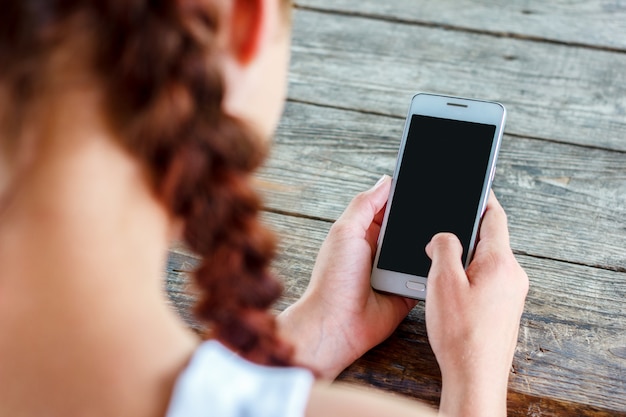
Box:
(166, 341), (314, 417)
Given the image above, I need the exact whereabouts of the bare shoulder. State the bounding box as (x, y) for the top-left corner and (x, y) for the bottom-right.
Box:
(306, 382), (438, 417)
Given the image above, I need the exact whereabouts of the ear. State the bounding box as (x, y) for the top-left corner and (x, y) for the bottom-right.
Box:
(228, 0), (265, 65)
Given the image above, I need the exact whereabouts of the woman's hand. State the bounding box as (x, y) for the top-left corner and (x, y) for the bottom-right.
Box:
(278, 176), (417, 379)
(425, 191), (529, 417)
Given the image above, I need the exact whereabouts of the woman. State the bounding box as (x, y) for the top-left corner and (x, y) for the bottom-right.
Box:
(0, 0), (529, 416)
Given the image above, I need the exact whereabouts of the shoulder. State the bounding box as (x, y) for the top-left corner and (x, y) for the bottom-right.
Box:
(166, 340), (314, 417)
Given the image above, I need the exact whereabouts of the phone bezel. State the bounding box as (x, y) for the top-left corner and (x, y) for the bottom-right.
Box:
(370, 93), (506, 300)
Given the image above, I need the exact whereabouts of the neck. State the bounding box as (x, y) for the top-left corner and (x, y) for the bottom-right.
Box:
(0, 88), (199, 416)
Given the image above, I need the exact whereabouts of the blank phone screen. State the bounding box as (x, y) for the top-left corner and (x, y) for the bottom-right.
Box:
(377, 114), (496, 277)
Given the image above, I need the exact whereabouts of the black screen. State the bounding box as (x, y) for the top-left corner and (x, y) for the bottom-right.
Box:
(377, 114), (496, 277)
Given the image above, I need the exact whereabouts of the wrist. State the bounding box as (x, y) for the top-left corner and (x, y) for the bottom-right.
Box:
(438, 368), (509, 417)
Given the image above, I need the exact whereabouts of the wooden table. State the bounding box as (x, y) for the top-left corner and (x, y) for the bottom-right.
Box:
(166, 1), (626, 415)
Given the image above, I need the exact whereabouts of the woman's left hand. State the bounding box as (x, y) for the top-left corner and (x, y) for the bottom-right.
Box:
(278, 176), (417, 379)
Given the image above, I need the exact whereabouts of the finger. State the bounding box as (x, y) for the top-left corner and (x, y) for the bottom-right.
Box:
(425, 232), (468, 288)
(336, 175), (391, 233)
(478, 191), (511, 249)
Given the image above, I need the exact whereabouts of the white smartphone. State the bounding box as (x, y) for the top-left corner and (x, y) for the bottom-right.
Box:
(370, 93), (506, 300)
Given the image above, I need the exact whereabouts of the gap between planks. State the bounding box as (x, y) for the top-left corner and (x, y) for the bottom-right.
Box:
(262, 208), (626, 274)
(292, 4), (626, 55)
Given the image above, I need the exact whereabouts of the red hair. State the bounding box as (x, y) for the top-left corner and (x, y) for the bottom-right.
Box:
(0, 0), (293, 366)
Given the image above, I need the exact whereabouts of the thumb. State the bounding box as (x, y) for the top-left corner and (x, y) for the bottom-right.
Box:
(336, 175), (391, 232)
(425, 233), (467, 287)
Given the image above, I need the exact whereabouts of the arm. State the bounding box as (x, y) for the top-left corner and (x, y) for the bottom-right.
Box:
(306, 382), (438, 417)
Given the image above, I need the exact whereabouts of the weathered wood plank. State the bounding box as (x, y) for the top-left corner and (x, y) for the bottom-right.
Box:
(287, 9), (626, 151)
(294, 0), (626, 51)
(258, 101), (626, 271)
(165, 211), (626, 413)
(164, 250), (201, 330)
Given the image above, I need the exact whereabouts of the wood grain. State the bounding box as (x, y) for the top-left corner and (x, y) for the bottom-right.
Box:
(294, 0), (626, 51)
(287, 8), (626, 151)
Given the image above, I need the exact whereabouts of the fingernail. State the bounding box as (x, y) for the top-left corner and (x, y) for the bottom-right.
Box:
(372, 175), (388, 189)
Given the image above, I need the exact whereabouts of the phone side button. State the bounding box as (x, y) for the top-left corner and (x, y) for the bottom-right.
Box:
(406, 281), (426, 292)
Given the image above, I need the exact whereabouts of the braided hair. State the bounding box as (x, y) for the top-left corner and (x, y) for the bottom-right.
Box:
(0, 0), (293, 366)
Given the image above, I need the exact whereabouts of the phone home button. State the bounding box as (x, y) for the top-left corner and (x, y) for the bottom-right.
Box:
(406, 281), (426, 292)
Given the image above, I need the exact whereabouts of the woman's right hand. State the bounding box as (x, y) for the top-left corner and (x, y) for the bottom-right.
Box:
(425, 192), (529, 417)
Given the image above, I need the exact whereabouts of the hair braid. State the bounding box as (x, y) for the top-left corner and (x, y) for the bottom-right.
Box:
(96, 0), (293, 366)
